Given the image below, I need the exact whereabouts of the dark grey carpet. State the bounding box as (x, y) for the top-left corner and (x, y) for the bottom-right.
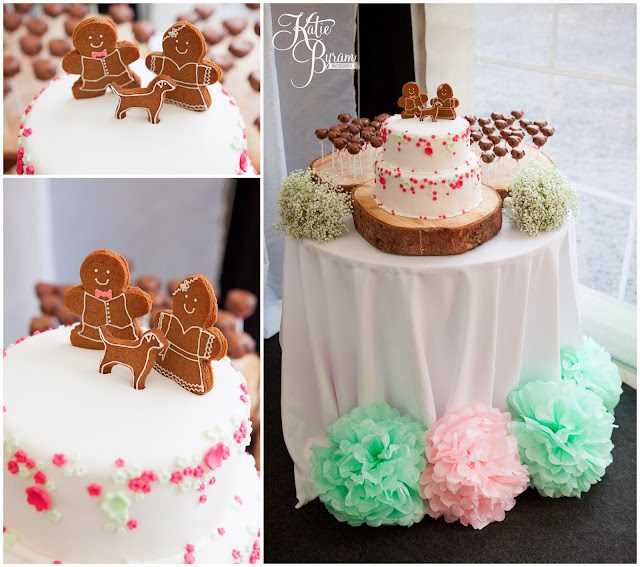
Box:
(264, 334), (637, 563)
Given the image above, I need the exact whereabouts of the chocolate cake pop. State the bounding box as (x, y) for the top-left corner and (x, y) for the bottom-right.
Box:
(40, 293), (62, 316)
(202, 26), (228, 45)
(30, 316), (57, 335)
(470, 130), (483, 143)
(519, 119), (531, 129)
(55, 304), (80, 325)
(541, 125), (555, 137)
(223, 16), (248, 36)
(211, 53), (234, 72)
(225, 289), (258, 320)
(64, 17), (82, 37)
(479, 138), (493, 152)
(33, 58), (57, 81)
(505, 116), (515, 126)
(177, 11), (200, 24)
(525, 124), (540, 136)
(326, 131), (339, 142)
(109, 3), (135, 24)
(35, 282), (58, 297)
(136, 275), (161, 292)
(370, 120), (381, 130)
(361, 130), (373, 142)
(49, 37), (72, 57)
(494, 119), (508, 131)
(229, 38), (254, 58)
(14, 4), (33, 14)
(254, 21), (260, 36)
(478, 117), (491, 127)
(511, 148), (525, 161)
(532, 133), (547, 148)
(464, 115), (477, 125)
(534, 120), (548, 129)
(27, 18), (48, 36)
(511, 128), (525, 140)
(67, 4), (89, 18)
(488, 133), (502, 145)
(333, 137), (347, 150)
(4, 11), (22, 31)
(370, 136), (383, 148)
(4, 55), (21, 78)
(20, 35), (42, 56)
(44, 4), (65, 17)
(315, 128), (328, 140)
(491, 112), (504, 122)
(360, 118), (370, 127)
(511, 109), (524, 120)
(507, 135), (521, 148)
(195, 5), (216, 20)
(227, 332), (256, 359)
(338, 113), (351, 124)
(347, 123), (361, 135)
(494, 143), (508, 157)
(482, 124), (495, 136)
(481, 151), (495, 164)
(132, 21), (155, 43)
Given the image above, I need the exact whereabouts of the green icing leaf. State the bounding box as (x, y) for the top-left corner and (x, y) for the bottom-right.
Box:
(126, 465), (142, 479)
(47, 509), (62, 523)
(112, 469), (128, 485)
(4, 533), (19, 547)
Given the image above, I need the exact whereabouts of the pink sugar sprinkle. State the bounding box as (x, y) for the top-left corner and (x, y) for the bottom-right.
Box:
(198, 483), (205, 491)
(217, 527), (225, 535)
(33, 330), (40, 335)
(16, 337), (26, 343)
(115, 458), (125, 467)
(25, 104), (32, 113)
(199, 494), (207, 503)
(232, 550), (241, 560)
(234, 495), (243, 505)
(127, 519), (137, 530)
(209, 477), (216, 485)
(240, 383), (248, 394)
(53, 562), (61, 564)
(240, 395), (249, 403)
(19, 122), (24, 129)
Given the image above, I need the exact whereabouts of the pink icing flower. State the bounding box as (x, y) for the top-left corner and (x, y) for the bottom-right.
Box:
(141, 470), (156, 483)
(52, 454), (67, 467)
(53, 561), (61, 564)
(34, 471), (47, 484)
(128, 478), (143, 492)
(87, 483), (102, 496)
(7, 461), (19, 474)
(183, 466), (193, 476)
(26, 486), (51, 511)
(239, 149), (248, 173)
(192, 465), (204, 478)
(199, 494), (207, 503)
(217, 527), (225, 535)
(26, 165), (34, 175)
(170, 471), (183, 484)
(17, 147), (24, 159)
(15, 449), (27, 463)
(419, 404), (529, 530)
(184, 552), (195, 564)
(240, 383), (248, 395)
(186, 544), (195, 553)
(25, 459), (36, 470)
(115, 458), (125, 467)
(234, 495), (243, 505)
(232, 550), (241, 560)
(204, 443), (229, 471)
(127, 520), (137, 530)
(209, 477), (216, 485)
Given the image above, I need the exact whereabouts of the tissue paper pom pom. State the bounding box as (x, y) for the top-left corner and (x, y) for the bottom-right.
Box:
(310, 404), (427, 527)
(507, 380), (615, 498)
(419, 404), (529, 530)
(560, 336), (622, 414)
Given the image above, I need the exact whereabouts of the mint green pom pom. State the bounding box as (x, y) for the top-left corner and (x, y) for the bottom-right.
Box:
(561, 336), (622, 414)
(310, 404), (428, 527)
(507, 380), (615, 498)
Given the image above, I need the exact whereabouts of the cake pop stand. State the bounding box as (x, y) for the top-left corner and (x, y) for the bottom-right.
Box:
(280, 215), (582, 506)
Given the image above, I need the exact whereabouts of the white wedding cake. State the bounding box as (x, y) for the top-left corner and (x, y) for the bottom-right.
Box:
(373, 115), (482, 219)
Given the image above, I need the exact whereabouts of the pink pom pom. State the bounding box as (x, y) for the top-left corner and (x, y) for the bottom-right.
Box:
(420, 404), (529, 530)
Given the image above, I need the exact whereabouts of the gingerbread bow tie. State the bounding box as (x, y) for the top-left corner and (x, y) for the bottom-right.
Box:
(91, 49), (108, 58)
(95, 289), (113, 300)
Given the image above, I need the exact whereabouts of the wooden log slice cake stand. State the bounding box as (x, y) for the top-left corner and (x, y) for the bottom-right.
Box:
(352, 181), (503, 256)
(481, 143), (554, 200)
(309, 146), (377, 194)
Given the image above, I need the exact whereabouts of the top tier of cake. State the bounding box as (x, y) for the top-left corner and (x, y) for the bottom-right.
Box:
(373, 115), (482, 220)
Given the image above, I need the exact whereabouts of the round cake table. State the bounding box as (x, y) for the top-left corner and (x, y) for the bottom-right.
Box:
(280, 216), (582, 506)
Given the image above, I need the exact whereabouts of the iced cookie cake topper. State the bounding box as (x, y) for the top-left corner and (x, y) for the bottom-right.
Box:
(430, 83), (459, 120)
(64, 249), (152, 350)
(62, 17), (141, 99)
(397, 81), (439, 122)
(154, 274), (228, 395)
(109, 75), (177, 124)
(145, 21), (222, 112)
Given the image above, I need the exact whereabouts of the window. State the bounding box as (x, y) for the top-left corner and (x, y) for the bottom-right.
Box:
(471, 3), (637, 365)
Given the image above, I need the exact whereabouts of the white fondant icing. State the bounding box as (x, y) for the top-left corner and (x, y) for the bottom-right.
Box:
(374, 114), (482, 218)
(3, 326), (258, 563)
(20, 62), (253, 176)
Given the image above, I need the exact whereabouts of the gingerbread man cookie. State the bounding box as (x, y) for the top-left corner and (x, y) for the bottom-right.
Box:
(154, 275), (228, 395)
(430, 83), (459, 120)
(64, 250), (152, 350)
(62, 17), (140, 99)
(145, 21), (222, 112)
(398, 81), (429, 120)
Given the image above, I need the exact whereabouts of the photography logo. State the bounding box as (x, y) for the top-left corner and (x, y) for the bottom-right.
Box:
(272, 12), (359, 88)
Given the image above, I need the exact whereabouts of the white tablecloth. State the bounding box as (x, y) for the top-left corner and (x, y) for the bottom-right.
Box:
(280, 216), (582, 507)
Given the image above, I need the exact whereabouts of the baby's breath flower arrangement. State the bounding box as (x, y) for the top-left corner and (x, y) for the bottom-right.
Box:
(504, 161), (579, 236)
(273, 169), (353, 243)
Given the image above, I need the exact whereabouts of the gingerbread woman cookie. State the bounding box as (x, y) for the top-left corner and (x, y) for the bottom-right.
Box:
(64, 250), (152, 350)
(62, 17), (140, 99)
(154, 275), (228, 395)
(145, 21), (222, 112)
(430, 83), (459, 120)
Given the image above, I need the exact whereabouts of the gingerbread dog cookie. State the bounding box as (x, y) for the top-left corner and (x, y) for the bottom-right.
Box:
(110, 75), (177, 124)
(430, 83), (459, 120)
(145, 21), (222, 112)
(62, 17), (140, 99)
(154, 275), (227, 395)
(64, 250), (152, 350)
(99, 326), (168, 390)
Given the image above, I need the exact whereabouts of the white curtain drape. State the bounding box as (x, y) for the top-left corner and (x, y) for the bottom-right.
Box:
(263, 3), (358, 338)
